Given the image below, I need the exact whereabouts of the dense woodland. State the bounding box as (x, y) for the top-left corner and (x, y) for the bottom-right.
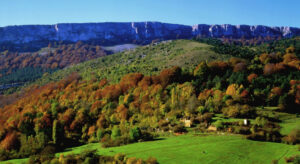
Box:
(0, 41), (107, 88)
(0, 37), (299, 161)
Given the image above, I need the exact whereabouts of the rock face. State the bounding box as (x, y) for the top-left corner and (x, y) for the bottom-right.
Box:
(0, 22), (299, 45)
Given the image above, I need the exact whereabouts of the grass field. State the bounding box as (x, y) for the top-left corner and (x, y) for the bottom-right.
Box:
(256, 107), (300, 135)
(278, 113), (300, 135)
(3, 133), (299, 164)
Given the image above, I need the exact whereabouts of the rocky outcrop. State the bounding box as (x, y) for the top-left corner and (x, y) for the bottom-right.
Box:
(0, 22), (299, 45)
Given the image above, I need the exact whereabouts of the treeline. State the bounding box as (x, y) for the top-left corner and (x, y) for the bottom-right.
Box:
(194, 38), (257, 59)
(0, 44), (299, 160)
(27, 150), (158, 164)
(194, 37), (300, 59)
(256, 37), (300, 55)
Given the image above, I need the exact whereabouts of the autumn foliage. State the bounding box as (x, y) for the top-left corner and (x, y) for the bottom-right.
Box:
(0, 46), (299, 160)
(0, 41), (107, 75)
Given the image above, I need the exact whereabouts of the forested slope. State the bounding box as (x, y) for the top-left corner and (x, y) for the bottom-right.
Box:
(0, 38), (299, 162)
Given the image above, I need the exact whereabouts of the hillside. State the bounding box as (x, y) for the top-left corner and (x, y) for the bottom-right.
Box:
(33, 40), (230, 86)
(0, 37), (299, 163)
(0, 40), (227, 107)
(0, 42), (107, 92)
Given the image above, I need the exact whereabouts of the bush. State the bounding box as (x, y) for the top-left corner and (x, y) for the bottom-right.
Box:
(173, 124), (187, 133)
(114, 153), (126, 163)
(96, 129), (105, 141)
(247, 127), (282, 142)
(0, 149), (9, 161)
(26, 149), (153, 164)
(214, 120), (224, 130)
(254, 117), (268, 127)
(146, 157), (159, 164)
(196, 113), (213, 124)
(233, 126), (250, 134)
(222, 104), (255, 118)
(282, 129), (300, 144)
(293, 156), (300, 164)
(129, 127), (141, 142)
(28, 154), (55, 164)
(111, 126), (121, 140)
(284, 155), (300, 163)
(140, 130), (155, 141)
(158, 120), (169, 129)
(40, 144), (57, 155)
(102, 136), (130, 148)
(222, 95), (232, 102)
(197, 106), (208, 114)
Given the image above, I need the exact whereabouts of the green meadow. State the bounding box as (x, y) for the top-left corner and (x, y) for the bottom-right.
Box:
(3, 133), (299, 164)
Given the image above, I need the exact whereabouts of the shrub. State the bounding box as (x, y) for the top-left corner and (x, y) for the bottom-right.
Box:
(126, 157), (138, 164)
(158, 120), (169, 128)
(222, 104), (255, 118)
(129, 127), (141, 142)
(28, 153), (55, 164)
(222, 95), (232, 102)
(111, 126), (121, 140)
(282, 129), (300, 144)
(114, 153), (126, 163)
(26, 149), (152, 164)
(140, 130), (155, 141)
(233, 126), (251, 134)
(196, 113), (213, 124)
(247, 127), (282, 142)
(96, 129), (105, 141)
(194, 62), (208, 78)
(0, 149), (9, 161)
(173, 124), (187, 133)
(214, 120), (224, 130)
(254, 117), (268, 127)
(293, 156), (300, 164)
(40, 144), (57, 155)
(284, 155), (300, 163)
(197, 106), (208, 114)
(146, 157), (159, 164)
(102, 136), (131, 148)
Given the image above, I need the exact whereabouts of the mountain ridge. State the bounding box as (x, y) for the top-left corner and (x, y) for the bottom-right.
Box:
(0, 22), (299, 45)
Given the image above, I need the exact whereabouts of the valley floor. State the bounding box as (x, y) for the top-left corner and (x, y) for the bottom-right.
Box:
(3, 133), (299, 164)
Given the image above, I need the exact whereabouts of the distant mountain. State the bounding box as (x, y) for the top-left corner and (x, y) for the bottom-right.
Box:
(0, 22), (299, 46)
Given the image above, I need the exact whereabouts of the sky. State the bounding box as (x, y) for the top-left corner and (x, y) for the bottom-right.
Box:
(0, 0), (299, 27)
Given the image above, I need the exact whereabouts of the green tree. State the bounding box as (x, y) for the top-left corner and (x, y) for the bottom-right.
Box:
(111, 126), (121, 140)
(193, 62), (208, 79)
(129, 127), (141, 142)
(51, 101), (59, 118)
(96, 129), (104, 141)
(52, 120), (58, 144)
(52, 120), (63, 144)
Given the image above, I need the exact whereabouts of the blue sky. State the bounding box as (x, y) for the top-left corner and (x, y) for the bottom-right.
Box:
(0, 0), (299, 27)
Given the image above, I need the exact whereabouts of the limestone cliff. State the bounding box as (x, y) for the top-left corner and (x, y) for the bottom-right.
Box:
(0, 22), (299, 45)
